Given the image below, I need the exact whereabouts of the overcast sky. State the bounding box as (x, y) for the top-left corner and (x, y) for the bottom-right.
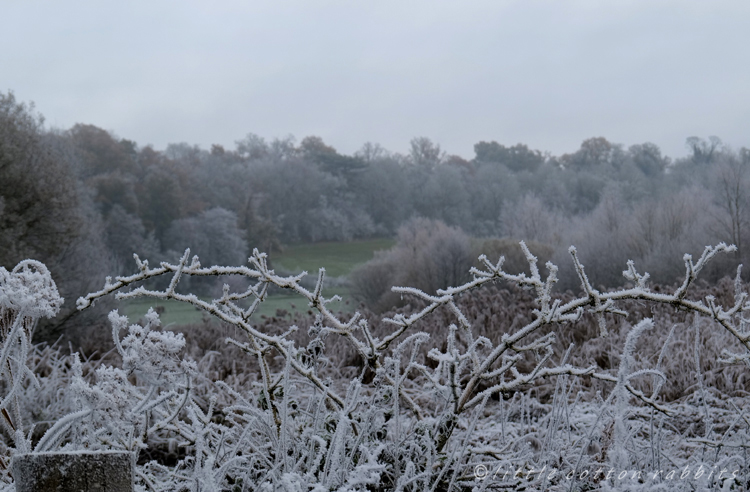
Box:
(3, 1), (749, 159)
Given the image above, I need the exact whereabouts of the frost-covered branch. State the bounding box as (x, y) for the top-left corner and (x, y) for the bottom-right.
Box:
(67, 239), (748, 490)
(79, 249), (359, 413)
(380, 242), (740, 452)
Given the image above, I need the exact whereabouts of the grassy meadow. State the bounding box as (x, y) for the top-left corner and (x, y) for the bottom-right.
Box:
(119, 238), (394, 326)
(270, 238), (395, 277)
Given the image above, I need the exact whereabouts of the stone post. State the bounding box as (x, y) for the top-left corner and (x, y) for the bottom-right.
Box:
(12, 451), (134, 492)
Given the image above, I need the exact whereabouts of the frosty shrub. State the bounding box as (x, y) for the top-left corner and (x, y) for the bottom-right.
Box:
(351, 229), (554, 313)
(350, 218), (473, 312)
(500, 193), (564, 246)
(46, 238), (750, 491)
(0, 260), (62, 467)
(4, 238), (750, 490)
(557, 187), (722, 290)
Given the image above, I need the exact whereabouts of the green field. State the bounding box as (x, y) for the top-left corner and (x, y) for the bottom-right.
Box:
(118, 297), (210, 328)
(118, 286), (355, 327)
(270, 238), (395, 278)
(118, 238), (394, 326)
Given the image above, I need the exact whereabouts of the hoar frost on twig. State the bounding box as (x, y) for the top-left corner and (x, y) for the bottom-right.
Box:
(0, 260), (62, 456)
(72, 240), (750, 489)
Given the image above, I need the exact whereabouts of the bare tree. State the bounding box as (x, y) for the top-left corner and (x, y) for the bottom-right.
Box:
(686, 135), (722, 165)
(712, 149), (750, 260)
(409, 136), (445, 170)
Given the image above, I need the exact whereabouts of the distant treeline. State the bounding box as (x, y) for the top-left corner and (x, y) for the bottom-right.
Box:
(1, 91), (748, 337)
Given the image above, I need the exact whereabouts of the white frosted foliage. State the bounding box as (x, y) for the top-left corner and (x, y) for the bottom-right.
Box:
(1, 238), (749, 490)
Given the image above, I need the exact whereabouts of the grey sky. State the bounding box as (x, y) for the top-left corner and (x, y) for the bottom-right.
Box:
(3, 1), (749, 159)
